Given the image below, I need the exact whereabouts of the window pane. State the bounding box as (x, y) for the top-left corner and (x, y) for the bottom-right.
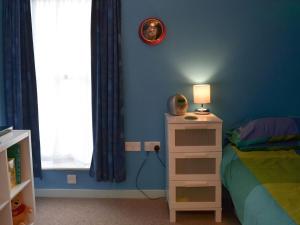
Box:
(31, 0), (93, 169)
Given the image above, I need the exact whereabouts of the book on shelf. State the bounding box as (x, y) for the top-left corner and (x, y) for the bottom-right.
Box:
(7, 144), (21, 184)
(8, 158), (17, 189)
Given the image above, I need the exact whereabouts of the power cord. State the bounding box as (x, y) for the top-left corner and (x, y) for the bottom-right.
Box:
(135, 145), (165, 200)
(154, 145), (165, 168)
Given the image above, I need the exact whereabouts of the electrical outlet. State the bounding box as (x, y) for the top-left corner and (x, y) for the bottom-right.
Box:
(144, 141), (160, 151)
(67, 174), (77, 184)
(125, 142), (141, 151)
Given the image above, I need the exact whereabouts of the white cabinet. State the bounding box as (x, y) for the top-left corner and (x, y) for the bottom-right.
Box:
(165, 113), (222, 223)
(0, 130), (36, 225)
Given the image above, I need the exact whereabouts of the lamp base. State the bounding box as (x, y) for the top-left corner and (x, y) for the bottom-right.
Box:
(194, 107), (210, 115)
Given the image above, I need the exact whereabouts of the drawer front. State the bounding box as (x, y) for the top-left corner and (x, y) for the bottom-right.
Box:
(169, 152), (221, 180)
(169, 180), (221, 208)
(168, 123), (221, 152)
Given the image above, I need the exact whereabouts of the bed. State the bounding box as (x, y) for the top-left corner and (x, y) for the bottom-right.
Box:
(222, 117), (300, 225)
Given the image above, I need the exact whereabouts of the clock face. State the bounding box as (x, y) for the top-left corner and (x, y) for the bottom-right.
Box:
(176, 96), (188, 109)
(139, 18), (166, 45)
(177, 98), (186, 106)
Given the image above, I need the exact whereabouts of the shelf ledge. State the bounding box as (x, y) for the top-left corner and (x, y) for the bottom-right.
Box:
(0, 130), (30, 153)
(10, 179), (31, 200)
(0, 200), (9, 211)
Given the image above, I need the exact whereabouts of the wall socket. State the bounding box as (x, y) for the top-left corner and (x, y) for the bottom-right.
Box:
(67, 174), (77, 184)
(144, 141), (160, 151)
(125, 141), (141, 151)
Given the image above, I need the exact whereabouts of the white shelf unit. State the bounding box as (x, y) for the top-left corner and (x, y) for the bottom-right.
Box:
(0, 130), (36, 225)
(165, 113), (223, 223)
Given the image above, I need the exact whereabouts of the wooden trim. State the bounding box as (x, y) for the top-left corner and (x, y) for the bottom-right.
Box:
(35, 189), (166, 199)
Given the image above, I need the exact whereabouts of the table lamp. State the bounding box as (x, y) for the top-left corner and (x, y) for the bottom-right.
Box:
(193, 84), (211, 115)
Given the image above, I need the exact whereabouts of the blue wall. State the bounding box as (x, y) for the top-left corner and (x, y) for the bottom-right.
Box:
(1, 0), (300, 189)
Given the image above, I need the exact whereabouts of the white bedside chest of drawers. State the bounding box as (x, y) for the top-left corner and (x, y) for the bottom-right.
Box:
(165, 112), (223, 223)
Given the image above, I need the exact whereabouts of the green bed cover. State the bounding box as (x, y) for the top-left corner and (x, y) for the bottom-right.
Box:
(222, 145), (300, 225)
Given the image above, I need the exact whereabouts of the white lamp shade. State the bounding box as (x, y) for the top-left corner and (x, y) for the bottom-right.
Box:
(193, 84), (211, 104)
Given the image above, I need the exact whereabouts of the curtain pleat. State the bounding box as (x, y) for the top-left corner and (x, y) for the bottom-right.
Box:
(89, 0), (126, 182)
(3, 0), (42, 178)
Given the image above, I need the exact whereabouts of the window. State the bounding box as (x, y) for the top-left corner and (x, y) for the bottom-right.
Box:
(31, 0), (93, 169)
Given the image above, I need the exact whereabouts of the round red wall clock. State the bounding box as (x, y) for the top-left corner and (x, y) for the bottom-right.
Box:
(139, 18), (166, 46)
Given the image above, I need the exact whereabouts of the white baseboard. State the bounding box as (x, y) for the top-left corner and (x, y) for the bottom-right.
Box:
(35, 189), (166, 199)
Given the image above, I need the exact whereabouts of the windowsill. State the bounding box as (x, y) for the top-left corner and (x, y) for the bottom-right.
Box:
(41, 160), (90, 171)
(42, 167), (89, 171)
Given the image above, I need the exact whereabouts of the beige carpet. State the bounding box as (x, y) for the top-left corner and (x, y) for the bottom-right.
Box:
(35, 198), (240, 225)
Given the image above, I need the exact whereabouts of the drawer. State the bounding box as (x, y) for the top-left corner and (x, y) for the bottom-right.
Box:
(168, 123), (221, 152)
(169, 180), (221, 209)
(169, 152), (221, 180)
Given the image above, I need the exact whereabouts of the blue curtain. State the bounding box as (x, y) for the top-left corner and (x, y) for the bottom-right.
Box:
(3, 0), (42, 178)
(89, 0), (126, 182)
